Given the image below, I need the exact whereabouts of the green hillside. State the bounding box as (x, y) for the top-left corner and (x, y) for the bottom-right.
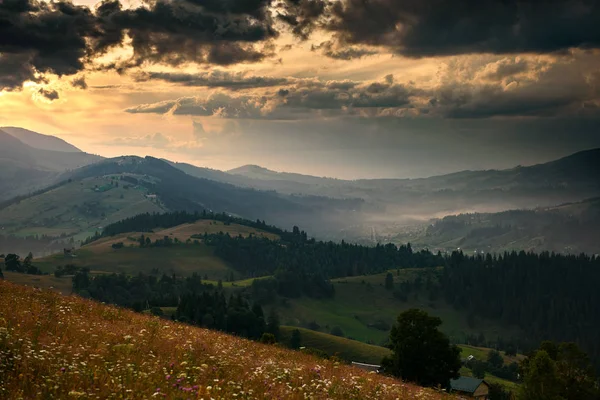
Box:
(32, 219), (279, 279)
(280, 326), (391, 365)
(391, 197), (600, 254)
(0, 175), (164, 242)
(278, 269), (522, 346)
(279, 326), (520, 391)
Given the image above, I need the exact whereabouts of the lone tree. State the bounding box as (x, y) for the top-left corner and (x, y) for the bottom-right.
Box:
(381, 309), (461, 388)
(385, 272), (394, 290)
(290, 329), (302, 349)
(266, 308), (281, 340)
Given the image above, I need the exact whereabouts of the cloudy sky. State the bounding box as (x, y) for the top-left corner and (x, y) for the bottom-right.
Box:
(1, 0), (600, 178)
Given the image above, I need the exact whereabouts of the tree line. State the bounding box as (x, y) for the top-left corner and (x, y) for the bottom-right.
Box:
(79, 210), (600, 371)
(83, 210), (285, 244)
(0, 234), (70, 257)
(202, 229), (441, 298)
(441, 250), (600, 372)
(71, 269), (280, 343)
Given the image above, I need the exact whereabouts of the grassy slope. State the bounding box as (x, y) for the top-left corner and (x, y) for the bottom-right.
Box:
(31, 220), (279, 279)
(280, 326), (392, 365)
(279, 269), (522, 346)
(280, 326), (521, 391)
(0, 281), (451, 400)
(2, 271), (72, 295)
(0, 176), (164, 242)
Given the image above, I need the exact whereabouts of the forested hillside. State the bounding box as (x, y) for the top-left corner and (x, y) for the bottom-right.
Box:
(30, 211), (597, 373)
(391, 197), (600, 254)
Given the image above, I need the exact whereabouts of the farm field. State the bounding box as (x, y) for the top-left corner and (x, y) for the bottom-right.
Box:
(0, 280), (453, 400)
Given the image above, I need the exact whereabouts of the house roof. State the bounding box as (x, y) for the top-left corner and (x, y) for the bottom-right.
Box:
(450, 376), (487, 393)
(351, 362), (380, 372)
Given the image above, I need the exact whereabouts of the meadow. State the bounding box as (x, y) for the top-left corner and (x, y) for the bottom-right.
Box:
(279, 269), (523, 346)
(0, 176), (163, 242)
(33, 219), (276, 279)
(0, 280), (453, 399)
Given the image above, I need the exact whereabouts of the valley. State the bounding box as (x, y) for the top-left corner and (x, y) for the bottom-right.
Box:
(1, 128), (600, 398)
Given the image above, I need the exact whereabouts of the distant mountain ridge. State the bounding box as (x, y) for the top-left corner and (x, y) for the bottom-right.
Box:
(228, 164), (343, 186)
(389, 196), (600, 254)
(0, 128), (102, 201)
(1, 126), (82, 153)
(229, 148), (600, 187)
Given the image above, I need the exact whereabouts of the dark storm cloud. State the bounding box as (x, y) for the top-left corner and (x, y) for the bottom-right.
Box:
(134, 70), (290, 89)
(38, 88), (59, 101)
(423, 55), (600, 119)
(326, 0), (600, 57)
(125, 77), (416, 118)
(71, 76), (88, 89)
(430, 84), (582, 119)
(311, 40), (378, 60)
(0, 0), (279, 90)
(0, 0), (101, 90)
(96, 0), (278, 68)
(276, 0), (327, 40)
(125, 53), (600, 120)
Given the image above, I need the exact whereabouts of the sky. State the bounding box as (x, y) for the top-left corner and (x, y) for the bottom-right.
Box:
(1, 0), (600, 179)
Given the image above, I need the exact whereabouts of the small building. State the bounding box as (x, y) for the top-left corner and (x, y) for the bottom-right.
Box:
(351, 362), (381, 373)
(450, 376), (490, 399)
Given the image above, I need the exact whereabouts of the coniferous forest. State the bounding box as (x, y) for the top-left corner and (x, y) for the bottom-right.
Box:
(55, 211), (600, 372)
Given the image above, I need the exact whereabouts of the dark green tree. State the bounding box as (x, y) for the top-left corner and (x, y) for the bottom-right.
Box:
(330, 326), (344, 337)
(385, 272), (394, 290)
(381, 309), (461, 388)
(521, 341), (599, 400)
(519, 350), (562, 400)
(266, 308), (281, 340)
(488, 383), (512, 400)
(290, 329), (301, 349)
(487, 350), (504, 369)
(260, 333), (276, 344)
(471, 361), (486, 379)
(555, 342), (599, 400)
(4, 254), (21, 272)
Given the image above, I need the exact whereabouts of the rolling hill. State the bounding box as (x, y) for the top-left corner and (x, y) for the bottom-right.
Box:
(0, 129), (102, 201)
(0, 281), (447, 400)
(390, 197), (600, 254)
(277, 269), (522, 347)
(0, 175), (164, 247)
(3, 155), (364, 241)
(225, 149), (600, 217)
(1, 126), (82, 152)
(32, 219), (277, 278)
(174, 149), (600, 247)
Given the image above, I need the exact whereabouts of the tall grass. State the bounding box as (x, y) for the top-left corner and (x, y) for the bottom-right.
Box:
(0, 281), (452, 399)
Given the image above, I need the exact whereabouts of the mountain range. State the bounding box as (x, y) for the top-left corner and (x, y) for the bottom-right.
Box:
(1, 126), (599, 253)
(0, 128), (101, 201)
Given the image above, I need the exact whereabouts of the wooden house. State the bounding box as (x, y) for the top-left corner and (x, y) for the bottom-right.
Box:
(450, 376), (490, 399)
